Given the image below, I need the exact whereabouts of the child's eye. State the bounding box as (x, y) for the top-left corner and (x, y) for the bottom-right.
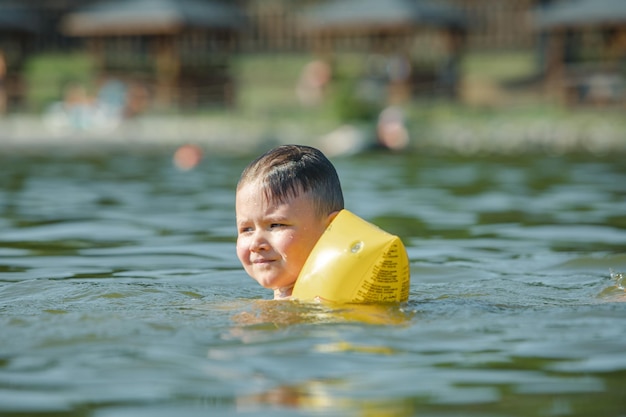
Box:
(270, 223), (287, 229)
(238, 226), (253, 234)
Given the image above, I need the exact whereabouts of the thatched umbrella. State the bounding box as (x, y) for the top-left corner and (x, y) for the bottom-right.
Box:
(300, 0), (467, 101)
(301, 0), (466, 34)
(534, 0), (626, 105)
(61, 0), (245, 36)
(60, 0), (245, 108)
(535, 0), (626, 30)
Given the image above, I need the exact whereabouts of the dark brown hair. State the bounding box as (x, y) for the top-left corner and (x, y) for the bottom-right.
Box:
(237, 144), (344, 217)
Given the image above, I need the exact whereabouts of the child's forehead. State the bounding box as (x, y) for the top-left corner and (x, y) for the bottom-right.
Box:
(237, 180), (310, 207)
(236, 184), (318, 223)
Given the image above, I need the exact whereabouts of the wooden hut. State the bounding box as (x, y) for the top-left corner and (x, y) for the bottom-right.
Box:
(535, 0), (626, 105)
(60, 0), (245, 110)
(299, 0), (468, 103)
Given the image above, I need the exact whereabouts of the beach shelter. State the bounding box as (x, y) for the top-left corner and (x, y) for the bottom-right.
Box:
(0, 3), (41, 111)
(534, 0), (626, 104)
(301, 0), (466, 34)
(61, 0), (245, 36)
(300, 0), (467, 101)
(60, 0), (246, 108)
(535, 0), (626, 29)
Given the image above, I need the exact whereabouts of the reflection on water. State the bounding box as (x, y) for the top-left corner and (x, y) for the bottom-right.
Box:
(231, 300), (414, 327)
(1, 149), (625, 416)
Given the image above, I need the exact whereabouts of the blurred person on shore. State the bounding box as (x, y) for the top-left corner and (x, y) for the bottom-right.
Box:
(296, 59), (331, 107)
(123, 82), (151, 118)
(319, 106), (410, 157)
(43, 79), (151, 134)
(43, 81), (102, 132)
(373, 105), (410, 151)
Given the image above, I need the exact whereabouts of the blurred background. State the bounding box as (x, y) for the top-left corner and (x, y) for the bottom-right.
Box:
(2, 4), (626, 414)
(0, 0), (625, 153)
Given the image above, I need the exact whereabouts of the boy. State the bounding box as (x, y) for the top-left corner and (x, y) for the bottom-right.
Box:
(235, 144), (344, 299)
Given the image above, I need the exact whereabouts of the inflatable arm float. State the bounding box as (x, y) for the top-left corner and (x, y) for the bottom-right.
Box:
(292, 209), (410, 303)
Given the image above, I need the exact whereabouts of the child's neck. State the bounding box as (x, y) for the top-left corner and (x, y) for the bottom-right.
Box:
(274, 285), (294, 300)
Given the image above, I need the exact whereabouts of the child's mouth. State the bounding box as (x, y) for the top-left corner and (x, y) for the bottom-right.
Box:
(253, 258), (274, 264)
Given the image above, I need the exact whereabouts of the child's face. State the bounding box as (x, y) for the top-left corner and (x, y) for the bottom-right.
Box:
(236, 182), (331, 295)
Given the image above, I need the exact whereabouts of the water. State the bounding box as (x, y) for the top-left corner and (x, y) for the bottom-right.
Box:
(1, 148), (625, 416)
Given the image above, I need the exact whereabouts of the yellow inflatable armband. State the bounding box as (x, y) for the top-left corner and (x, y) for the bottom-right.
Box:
(292, 209), (410, 303)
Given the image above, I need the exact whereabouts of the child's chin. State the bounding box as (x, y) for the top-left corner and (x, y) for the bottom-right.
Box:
(255, 276), (282, 289)
(255, 274), (284, 286)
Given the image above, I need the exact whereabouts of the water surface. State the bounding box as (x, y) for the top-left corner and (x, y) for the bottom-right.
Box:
(1, 148), (625, 416)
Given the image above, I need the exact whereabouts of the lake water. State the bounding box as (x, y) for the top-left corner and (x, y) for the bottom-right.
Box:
(1, 147), (625, 416)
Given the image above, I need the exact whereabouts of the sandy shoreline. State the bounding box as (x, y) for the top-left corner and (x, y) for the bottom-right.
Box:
(0, 114), (280, 154)
(2, 113), (625, 156)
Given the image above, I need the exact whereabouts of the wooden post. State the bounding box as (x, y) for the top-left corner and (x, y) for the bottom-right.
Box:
(153, 35), (180, 108)
(545, 28), (565, 103)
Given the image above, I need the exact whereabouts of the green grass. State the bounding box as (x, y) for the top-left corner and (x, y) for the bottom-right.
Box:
(23, 52), (97, 112)
(462, 50), (538, 83)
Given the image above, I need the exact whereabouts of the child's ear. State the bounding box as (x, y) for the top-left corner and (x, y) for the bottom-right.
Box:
(326, 210), (341, 226)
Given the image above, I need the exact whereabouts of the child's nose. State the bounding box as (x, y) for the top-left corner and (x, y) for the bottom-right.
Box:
(249, 231), (269, 252)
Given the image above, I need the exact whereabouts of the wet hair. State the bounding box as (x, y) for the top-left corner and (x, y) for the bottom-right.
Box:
(237, 144), (344, 217)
